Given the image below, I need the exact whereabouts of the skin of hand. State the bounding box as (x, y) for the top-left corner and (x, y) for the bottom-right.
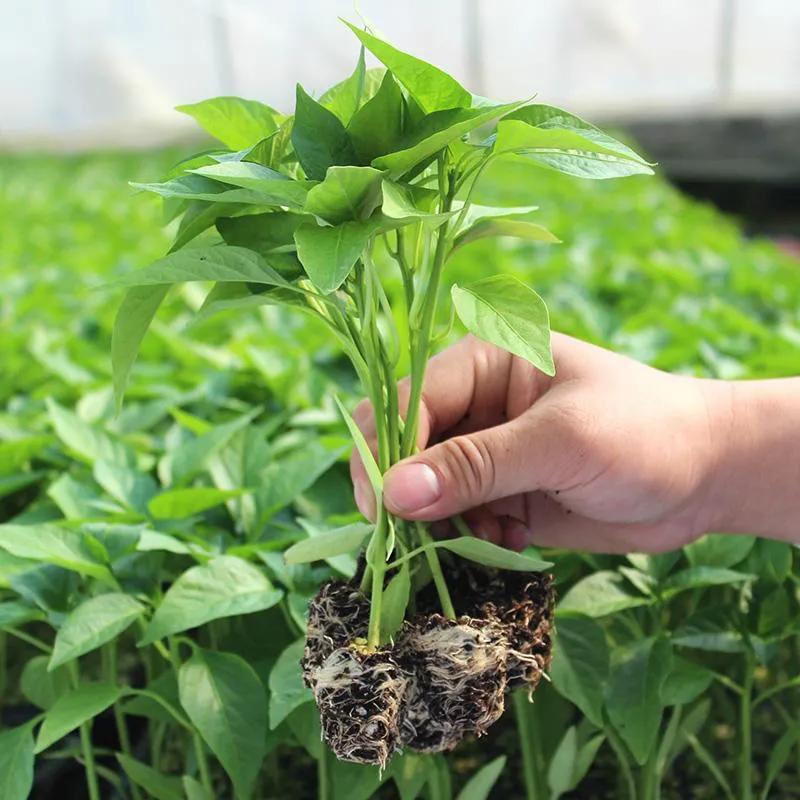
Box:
(350, 333), (800, 553)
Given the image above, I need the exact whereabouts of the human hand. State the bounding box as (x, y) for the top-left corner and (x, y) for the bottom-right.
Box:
(350, 333), (736, 554)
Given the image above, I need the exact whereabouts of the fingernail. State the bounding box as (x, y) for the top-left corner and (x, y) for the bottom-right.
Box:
(384, 462), (441, 513)
(505, 520), (532, 551)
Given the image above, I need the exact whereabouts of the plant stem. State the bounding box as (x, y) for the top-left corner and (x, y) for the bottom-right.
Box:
(513, 692), (542, 800)
(607, 726), (638, 800)
(79, 721), (101, 800)
(740, 649), (755, 800)
(318, 741), (330, 800)
(366, 506), (389, 649)
(417, 524), (455, 620)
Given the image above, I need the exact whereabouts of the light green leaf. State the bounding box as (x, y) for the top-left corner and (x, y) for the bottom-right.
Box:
(434, 537), (552, 571)
(0, 722), (35, 800)
(550, 615), (608, 727)
(35, 682), (123, 752)
(0, 599), (45, 628)
(0, 524), (110, 581)
(494, 118), (654, 179)
(605, 637), (672, 765)
(170, 200), (250, 252)
(132, 174), (278, 205)
(334, 396), (383, 500)
(136, 530), (193, 555)
(455, 755), (506, 800)
(190, 162), (313, 208)
(453, 218), (560, 252)
(284, 522), (372, 565)
(176, 96), (281, 150)
(660, 566), (755, 599)
(348, 71), (405, 164)
(117, 754), (183, 800)
(179, 648), (267, 799)
(93, 460), (157, 514)
(140, 555), (282, 644)
(684, 533), (756, 569)
(380, 180), (454, 226)
(112, 285), (169, 409)
(548, 726), (604, 800)
(269, 638), (312, 729)
(453, 202), (540, 230)
(451, 276), (555, 376)
(21, 656), (71, 710)
(46, 398), (135, 467)
(304, 166), (384, 224)
(292, 84), (357, 181)
(296, 519), (358, 576)
(294, 219), (376, 293)
(343, 22), (471, 114)
(373, 103), (520, 178)
(559, 571), (652, 618)
(113, 245), (289, 289)
(320, 46), (366, 124)
(0, 436), (50, 476)
(380, 561), (410, 644)
(50, 593), (144, 670)
(148, 487), (246, 520)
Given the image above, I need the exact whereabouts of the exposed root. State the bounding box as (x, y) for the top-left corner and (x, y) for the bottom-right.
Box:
(397, 615), (507, 753)
(313, 646), (406, 767)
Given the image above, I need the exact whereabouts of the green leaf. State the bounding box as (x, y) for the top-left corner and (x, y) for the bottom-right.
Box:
(114, 245), (289, 289)
(0, 722), (35, 800)
(140, 555), (283, 644)
(179, 648), (267, 799)
(373, 103), (520, 178)
(269, 638), (312, 729)
(547, 726), (604, 800)
(0, 524), (110, 581)
(112, 285), (169, 409)
(453, 202), (540, 230)
(453, 218), (560, 253)
(296, 519), (357, 576)
(0, 435), (50, 476)
(35, 682), (123, 752)
(434, 537), (552, 571)
(343, 22), (471, 114)
(46, 398), (135, 467)
(660, 566), (755, 598)
(190, 163), (313, 208)
(217, 211), (308, 257)
(550, 615), (608, 726)
(183, 775), (214, 800)
(284, 522), (372, 565)
(176, 96), (281, 149)
(455, 755), (506, 800)
(761, 723), (800, 800)
(348, 71), (405, 164)
(170, 200), (250, 252)
(661, 657), (713, 706)
(451, 276), (555, 376)
(117, 754), (183, 800)
(380, 561), (410, 644)
(605, 637), (672, 765)
(559, 571), (652, 618)
(304, 166), (384, 224)
(294, 218), (376, 293)
(50, 593), (144, 670)
(292, 84), (357, 180)
(745, 539), (793, 583)
(93, 459), (157, 514)
(334, 396), (383, 501)
(132, 174), (279, 205)
(0, 599), (44, 628)
(320, 47), (366, 125)
(673, 607), (744, 653)
(684, 533), (755, 569)
(494, 118), (654, 180)
(21, 656), (71, 710)
(380, 181), (454, 226)
(148, 487), (246, 520)
(136, 530), (192, 555)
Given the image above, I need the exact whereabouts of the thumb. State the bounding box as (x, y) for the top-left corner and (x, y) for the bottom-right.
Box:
(382, 405), (571, 520)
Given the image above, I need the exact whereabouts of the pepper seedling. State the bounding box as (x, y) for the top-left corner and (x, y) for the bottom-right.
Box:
(114, 19), (652, 765)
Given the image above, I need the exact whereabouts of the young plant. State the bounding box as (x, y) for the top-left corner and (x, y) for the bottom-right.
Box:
(114, 20), (653, 766)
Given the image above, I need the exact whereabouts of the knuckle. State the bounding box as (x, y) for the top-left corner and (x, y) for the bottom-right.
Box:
(438, 434), (497, 503)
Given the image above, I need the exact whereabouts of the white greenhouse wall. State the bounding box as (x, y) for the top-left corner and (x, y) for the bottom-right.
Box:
(1, 0), (798, 149)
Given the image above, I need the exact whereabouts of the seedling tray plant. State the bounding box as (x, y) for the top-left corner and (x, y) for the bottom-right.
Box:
(114, 19), (653, 768)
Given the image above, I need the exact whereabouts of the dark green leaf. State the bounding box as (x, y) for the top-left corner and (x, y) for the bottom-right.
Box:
(179, 648), (267, 798)
(117, 754), (183, 800)
(304, 166), (384, 224)
(559, 571), (651, 618)
(140, 555), (282, 644)
(292, 84), (357, 180)
(455, 755), (506, 800)
(50, 593), (144, 669)
(268, 638), (312, 729)
(343, 22), (471, 114)
(217, 211), (308, 257)
(20, 656), (71, 710)
(0, 722), (35, 800)
(0, 599), (44, 628)
(35, 682), (123, 752)
(761, 723), (800, 800)
(451, 276), (555, 376)
(660, 566), (755, 598)
(348, 71), (405, 164)
(320, 47), (366, 125)
(661, 657), (713, 706)
(380, 561), (410, 644)
(176, 96), (281, 149)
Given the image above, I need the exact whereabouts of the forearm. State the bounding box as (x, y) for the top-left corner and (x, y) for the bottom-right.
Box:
(706, 378), (800, 542)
